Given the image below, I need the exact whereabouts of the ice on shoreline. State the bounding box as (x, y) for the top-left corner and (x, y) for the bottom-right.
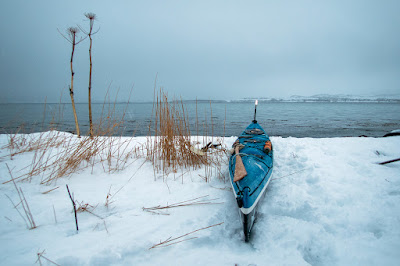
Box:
(0, 133), (399, 265)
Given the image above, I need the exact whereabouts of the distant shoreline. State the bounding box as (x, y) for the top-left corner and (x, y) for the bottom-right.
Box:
(2, 99), (400, 104)
(1, 94), (400, 104)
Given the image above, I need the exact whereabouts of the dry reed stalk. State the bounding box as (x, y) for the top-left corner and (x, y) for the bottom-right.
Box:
(104, 185), (113, 209)
(81, 13), (98, 138)
(103, 220), (109, 234)
(6, 164), (37, 229)
(143, 195), (223, 215)
(38, 135), (135, 184)
(27, 133), (61, 182)
(2, 131), (64, 162)
(4, 125), (25, 159)
(36, 250), (60, 266)
(41, 104), (136, 182)
(76, 201), (103, 219)
(59, 26), (86, 137)
(146, 89), (230, 183)
(2, 127), (138, 185)
(147, 89), (215, 179)
(53, 205), (57, 224)
(41, 186), (59, 194)
(210, 100), (213, 143)
(149, 222), (223, 249)
(224, 105), (226, 142)
(196, 97), (199, 143)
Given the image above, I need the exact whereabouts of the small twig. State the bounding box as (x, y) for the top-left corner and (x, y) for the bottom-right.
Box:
(66, 185), (78, 231)
(161, 237), (198, 247)
(100, 160), (147, 208)
(20, 188), (36, 229)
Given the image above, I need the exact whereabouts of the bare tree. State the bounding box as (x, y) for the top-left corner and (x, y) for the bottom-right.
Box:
(58, 27), (86, 138)
(80, 13), (99, 137)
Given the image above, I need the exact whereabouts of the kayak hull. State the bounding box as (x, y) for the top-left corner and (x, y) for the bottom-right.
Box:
(229, 121), (273, 241)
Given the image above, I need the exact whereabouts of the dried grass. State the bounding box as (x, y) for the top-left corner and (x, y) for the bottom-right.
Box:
(76, 201), (103, 219)
(1, 101), (141, 185)
(1, 88), (227, 185)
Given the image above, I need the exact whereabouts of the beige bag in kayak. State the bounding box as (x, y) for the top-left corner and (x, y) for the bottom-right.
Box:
(233, 145), (247, 182)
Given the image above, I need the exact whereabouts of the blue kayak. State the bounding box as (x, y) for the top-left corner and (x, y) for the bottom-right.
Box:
(229, 121), (273, 242)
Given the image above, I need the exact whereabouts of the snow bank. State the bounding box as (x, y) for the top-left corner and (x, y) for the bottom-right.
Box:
(0, 134), (399, 265)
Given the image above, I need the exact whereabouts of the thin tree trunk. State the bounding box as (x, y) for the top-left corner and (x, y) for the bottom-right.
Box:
(70, 36), (80, 138)
(88, 33), (93, 137)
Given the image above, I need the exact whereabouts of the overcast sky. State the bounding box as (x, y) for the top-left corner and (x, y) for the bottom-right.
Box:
(0, 0), (399, 103)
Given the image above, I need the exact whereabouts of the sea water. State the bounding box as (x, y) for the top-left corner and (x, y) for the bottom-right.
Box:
(0, 102), (399, 137)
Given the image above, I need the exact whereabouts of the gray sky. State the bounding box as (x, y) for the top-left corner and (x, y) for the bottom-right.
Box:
(0, 0), (399, 103)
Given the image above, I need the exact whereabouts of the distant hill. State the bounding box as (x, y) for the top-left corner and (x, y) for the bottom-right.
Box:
(231, 94), (400, 103)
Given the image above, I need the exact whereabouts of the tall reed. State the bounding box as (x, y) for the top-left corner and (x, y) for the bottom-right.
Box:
(58, 27), (86, 137)
(146, 89), (224, 181)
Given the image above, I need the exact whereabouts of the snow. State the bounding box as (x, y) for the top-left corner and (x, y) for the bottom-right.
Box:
(1, 133), (400, 265)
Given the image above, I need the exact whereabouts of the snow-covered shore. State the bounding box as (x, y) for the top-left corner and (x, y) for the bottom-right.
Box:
(233, 94), (400, 103)
(1, 133), (399, 265)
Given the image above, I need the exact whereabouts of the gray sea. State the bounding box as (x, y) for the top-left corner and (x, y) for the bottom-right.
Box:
(1, 102), (399, 137)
